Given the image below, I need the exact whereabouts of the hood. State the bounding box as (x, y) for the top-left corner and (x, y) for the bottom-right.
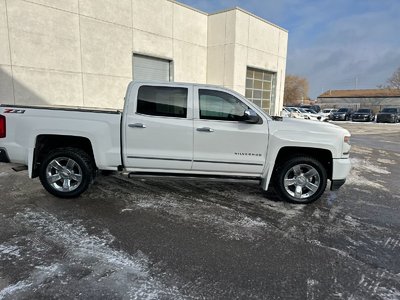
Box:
(268, 117), (351, 159)
(271, 117), (350, 136)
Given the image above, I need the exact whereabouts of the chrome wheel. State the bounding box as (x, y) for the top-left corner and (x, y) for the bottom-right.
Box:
(283, 163), (320, 200)
(45, 157), (83, 192)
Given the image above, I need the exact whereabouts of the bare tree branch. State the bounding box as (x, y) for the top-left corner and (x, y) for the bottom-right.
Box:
(284, 75), (309, 105)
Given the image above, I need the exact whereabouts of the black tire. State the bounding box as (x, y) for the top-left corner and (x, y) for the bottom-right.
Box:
(273, 156), (327, 204)
(39, 147), (95, 198)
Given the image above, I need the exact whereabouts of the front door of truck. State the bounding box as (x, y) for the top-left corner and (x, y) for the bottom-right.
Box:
(192, 88), (268, 175)
(123, 84), (193, 171)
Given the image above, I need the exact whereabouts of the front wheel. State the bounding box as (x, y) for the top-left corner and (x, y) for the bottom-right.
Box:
(273, 156), (327, 204)
(39, 147), (95, 198)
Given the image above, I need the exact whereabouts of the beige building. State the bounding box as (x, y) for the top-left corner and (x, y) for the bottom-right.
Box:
(0, 0), (288, 114)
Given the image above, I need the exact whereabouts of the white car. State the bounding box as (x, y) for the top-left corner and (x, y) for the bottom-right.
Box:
(282, 107), (304, 119)
(0, 81), (351, 204)
(301, 108), (323, 121)
(320, 108), (338, 120)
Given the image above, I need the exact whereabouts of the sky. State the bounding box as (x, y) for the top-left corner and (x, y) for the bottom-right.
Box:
(178, 0), (400, 98)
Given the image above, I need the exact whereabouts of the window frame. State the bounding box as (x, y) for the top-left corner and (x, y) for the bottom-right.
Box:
(135, 85), (190, 119)
(194, 87), (264, 124)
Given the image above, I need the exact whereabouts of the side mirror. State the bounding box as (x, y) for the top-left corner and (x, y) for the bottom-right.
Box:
(243, 109), (260, 124)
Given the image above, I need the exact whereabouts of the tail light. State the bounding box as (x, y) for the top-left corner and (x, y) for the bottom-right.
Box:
(0, 115), (5, 138)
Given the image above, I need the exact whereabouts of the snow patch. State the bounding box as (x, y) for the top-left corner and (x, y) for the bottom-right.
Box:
(351, 146), (373, 155)
(351, 158), (390, 175)
(377, 158), (396, 165)
(130, 195), (269, 241)
(346, 159), (389, 191)
(0, 244), (21, 258)
(0, 281), (32, 299)
(3, 209), (185, 299)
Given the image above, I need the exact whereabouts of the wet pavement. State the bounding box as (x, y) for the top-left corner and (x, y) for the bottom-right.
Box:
(0, 122), (399, 299)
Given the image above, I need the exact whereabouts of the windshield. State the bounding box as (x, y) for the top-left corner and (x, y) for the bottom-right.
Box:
(357, 109), (370, 113)
(382, 108), (397, 113)
(337, 108), (348, 112)
(298, 108), (308, 113)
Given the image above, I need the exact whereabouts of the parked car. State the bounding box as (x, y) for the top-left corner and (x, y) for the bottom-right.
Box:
(351, 108), (375, 122)
(319, 108), (337, 121)
(331, 108), (354, 121)
(300, 105), (321, 113)
(320, 108), (337, 120)
(282, 107), (304, 119)
(299, 108), (322, 121)
(376, 107), (400, 123)
(0, 81), (351, 204)
(286, 107), (305, 119)
(328, 109), (338, 120)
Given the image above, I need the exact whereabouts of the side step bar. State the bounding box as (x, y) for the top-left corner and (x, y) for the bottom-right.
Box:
(12, 165), (28, 172)
(126, 172), (261, 184)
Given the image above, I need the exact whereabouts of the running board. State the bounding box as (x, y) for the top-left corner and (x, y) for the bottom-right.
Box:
(126, 172), (261, 183)
(12, 165), (28, 172)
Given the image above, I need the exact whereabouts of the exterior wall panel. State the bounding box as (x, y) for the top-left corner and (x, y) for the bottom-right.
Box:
(0, 0), (287, 112)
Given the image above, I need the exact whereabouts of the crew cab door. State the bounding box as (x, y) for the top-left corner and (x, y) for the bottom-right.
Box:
(123, 83), (193, 171)
(192, 87), (268, 175)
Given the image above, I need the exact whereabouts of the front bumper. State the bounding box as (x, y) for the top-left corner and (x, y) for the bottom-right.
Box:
(331, 158), (351, 190)
(352, 115), (370, 121)
(331, 179), (346, 191)
(331, 115), (346, 121)
(377, 115), (395, 123)
(0, 148), (10, 163)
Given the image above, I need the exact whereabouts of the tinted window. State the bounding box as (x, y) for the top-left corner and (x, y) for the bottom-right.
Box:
(357, 109), (370, 113)
(137, 86), (187, 118)
(337, 108), (349, 112)
(199, 89), (248, 121)
(322, 109), (331, 113)
(381, 108), (397, 113)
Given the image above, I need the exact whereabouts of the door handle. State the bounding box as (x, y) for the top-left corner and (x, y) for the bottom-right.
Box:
(196, 127), (214, 132)
(128, 123), (146, 128)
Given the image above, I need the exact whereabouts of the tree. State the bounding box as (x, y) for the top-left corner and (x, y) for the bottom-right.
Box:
(379, 67), (400, 89)
(284, 75), (309, 105)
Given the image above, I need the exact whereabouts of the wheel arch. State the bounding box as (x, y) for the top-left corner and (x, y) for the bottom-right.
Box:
(32, 135), (96, 178)
(273, 147), (333, 180)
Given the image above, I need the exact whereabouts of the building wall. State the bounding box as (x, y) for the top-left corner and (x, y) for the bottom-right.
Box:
(0, 0), (287, 113)
(207, 9), (287, 115)
(318, 97), (400, 107)
(318, 97), (400, 113)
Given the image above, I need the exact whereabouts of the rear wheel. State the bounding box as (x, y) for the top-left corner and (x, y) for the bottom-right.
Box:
(39, 147), (95, 198)
(274, 156), (327, 204)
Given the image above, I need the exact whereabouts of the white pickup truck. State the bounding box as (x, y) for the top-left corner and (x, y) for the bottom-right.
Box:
(0, 81), (351, 204)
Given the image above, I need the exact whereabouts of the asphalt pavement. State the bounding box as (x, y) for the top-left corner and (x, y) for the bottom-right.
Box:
(0, 121), (399, 299)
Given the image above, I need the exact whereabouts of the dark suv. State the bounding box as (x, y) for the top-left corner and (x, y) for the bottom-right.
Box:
(352, 108), (374, 122)
(331, 108), (354, 121)
(376, 107), (400, 123)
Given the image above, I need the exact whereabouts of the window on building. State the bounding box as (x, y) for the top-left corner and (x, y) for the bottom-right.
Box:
(133, 54), (172, 82)
(245, 67), (276, 113)
(137, 86), (187, 118)
(199, 89), (248, 121)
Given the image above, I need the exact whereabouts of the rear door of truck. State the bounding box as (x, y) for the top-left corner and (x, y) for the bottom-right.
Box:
(122, 82), (194, 171)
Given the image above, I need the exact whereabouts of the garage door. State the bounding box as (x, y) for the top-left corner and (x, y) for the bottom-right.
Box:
(133, 55), (171, 82)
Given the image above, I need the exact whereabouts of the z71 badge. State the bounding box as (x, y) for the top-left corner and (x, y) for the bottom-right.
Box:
(3, 109), (25, 114)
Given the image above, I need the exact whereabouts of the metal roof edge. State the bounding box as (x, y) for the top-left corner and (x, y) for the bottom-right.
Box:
(167, 1), (288, 32)
(166, 0), (208, 15)
(209, 6), (288, 32)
